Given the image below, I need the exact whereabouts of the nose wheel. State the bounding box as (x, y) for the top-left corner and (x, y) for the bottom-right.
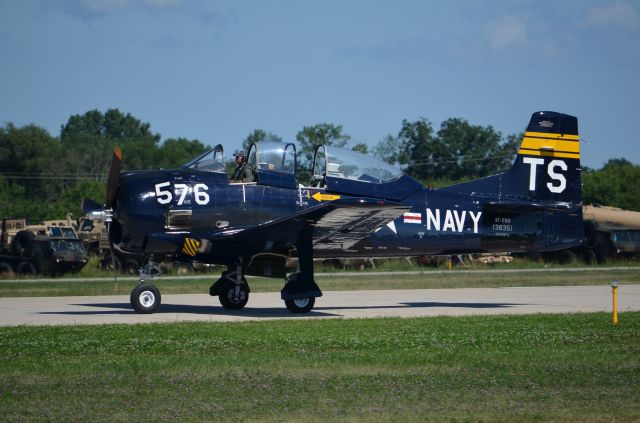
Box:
(130, 258), (162, 314)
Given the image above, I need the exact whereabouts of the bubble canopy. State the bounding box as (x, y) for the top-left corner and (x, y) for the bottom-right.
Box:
(312, 145), (403, 184)
(181, 142), (404, 184)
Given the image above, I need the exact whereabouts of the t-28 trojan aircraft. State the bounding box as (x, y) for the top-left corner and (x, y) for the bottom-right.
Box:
(105, 111), (583, 314)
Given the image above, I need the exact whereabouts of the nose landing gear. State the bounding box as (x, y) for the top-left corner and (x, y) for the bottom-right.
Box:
(130, 258), (162, 314)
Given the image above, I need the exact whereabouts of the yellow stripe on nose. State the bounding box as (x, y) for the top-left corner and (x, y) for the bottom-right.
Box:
(182, 238), (201, 256)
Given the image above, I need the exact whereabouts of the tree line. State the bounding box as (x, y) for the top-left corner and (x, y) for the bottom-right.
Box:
(1, 108), (638, 221)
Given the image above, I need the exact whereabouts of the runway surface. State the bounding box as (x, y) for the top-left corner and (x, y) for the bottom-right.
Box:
(0, 284), (638, 326)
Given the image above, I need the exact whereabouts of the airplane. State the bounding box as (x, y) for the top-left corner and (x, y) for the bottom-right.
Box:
(104, 111), (583, 314)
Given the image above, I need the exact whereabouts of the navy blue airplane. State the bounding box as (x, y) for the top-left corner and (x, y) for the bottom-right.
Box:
(106, 111), (583, 314)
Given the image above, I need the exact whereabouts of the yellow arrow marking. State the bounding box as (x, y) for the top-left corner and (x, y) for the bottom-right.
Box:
(311, 192), (341, 202)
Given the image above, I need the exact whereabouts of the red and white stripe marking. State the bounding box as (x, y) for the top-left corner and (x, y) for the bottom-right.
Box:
(403, 212), (422, 224)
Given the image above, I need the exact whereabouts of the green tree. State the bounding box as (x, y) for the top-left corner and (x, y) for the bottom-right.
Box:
(396, 118), (438, 181)
(60, 108), (161, 174)
(376, 117), (519, 183)
(242, 130), (282, 151)
(295, 124), (350, 170)
(583, 159), (640, 211)
(435, 118), (514, 180)
(374, 134), (402, 165)
(156, 138), (207, 169)
(351, 143), (369, 154)
(0, 123), (63, 201)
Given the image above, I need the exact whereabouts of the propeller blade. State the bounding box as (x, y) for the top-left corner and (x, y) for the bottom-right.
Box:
(106, 147), (123, 208)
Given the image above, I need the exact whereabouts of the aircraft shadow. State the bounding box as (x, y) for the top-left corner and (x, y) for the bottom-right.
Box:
(40, 303), (340, 318)
(39, 300), (527, 319)
(314, 301), (526, 311)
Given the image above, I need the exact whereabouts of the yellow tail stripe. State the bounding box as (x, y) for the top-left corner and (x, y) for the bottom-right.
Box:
(524, 131), (580, 141)
(520, 137), (580, 154)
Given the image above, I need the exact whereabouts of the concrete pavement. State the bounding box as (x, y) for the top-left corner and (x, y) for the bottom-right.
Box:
(0, 284), (638, 326)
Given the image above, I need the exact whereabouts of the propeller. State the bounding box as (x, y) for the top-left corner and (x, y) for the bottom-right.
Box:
(105, 147), (123, 289)
(106, 147), (123, 209)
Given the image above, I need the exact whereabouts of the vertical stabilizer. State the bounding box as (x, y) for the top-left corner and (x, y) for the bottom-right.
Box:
(508, 111), (581, 203)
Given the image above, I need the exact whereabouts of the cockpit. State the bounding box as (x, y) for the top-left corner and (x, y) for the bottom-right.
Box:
(310, 145), (403, 186)
(180, 141), (420, 200)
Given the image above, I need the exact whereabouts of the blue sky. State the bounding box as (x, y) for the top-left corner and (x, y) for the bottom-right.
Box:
(1, 0), (639, 169)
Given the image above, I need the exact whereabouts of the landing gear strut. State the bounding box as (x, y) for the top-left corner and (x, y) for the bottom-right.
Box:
(210, 263), (250, 310)
(130, 257), (162, 314)
(280, 229), (322, 313)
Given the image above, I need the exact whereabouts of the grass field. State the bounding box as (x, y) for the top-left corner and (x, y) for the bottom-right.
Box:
(0, 266), (638, 297)
(0, 313), (638, 422)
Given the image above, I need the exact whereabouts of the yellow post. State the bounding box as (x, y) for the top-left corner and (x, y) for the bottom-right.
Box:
(447, 257), (452, 271)
(612, 281), (619, 325)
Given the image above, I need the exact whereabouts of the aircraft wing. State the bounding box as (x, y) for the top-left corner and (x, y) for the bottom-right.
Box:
(203, 197), (410, 255)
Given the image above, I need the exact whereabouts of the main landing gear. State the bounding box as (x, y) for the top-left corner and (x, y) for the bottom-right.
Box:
(209, 264), (250, 310)
(208, 247), (322, 314)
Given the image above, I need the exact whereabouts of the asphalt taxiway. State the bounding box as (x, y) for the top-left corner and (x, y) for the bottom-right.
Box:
(0, 284), (638, 326)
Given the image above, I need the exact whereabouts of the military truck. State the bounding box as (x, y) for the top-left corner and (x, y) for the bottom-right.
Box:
(582, 205), (640, 262)
(0, 218), (88, 276)
(76, 210), (145, 274)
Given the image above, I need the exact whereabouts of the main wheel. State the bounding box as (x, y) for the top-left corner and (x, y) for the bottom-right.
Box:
(219, 279), (249, 310)
(284, 297), (315, 314)
(101, 253), (121, 272)
(557, 249), (577, 265)
(130, 284), (161, 314)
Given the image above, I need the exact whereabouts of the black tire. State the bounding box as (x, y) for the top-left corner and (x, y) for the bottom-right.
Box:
(582, 248), (597, 265)
(218, 279), (249, 310)
(11, 231), (35, 257)
(130, 284), (161, 314)
(0, 262), (14, 276)
(284, 297), (315, 314)
(557, 250), (577, 265)
(123, 259), (139, 275)
(101, 253), (121, 272)
(16, 261), (36, 276)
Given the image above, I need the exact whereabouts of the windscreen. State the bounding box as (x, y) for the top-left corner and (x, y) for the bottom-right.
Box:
(182, 145), (225, 172)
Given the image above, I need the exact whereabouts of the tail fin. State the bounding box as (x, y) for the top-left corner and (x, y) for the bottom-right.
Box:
(509, 111), (581, 203)
(443, 111), (582, 205)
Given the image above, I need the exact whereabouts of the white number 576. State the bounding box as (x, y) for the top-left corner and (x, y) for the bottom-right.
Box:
(154, 182), (209, 206)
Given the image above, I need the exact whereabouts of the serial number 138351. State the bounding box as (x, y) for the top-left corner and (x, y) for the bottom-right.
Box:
(492, 224), (513, 232)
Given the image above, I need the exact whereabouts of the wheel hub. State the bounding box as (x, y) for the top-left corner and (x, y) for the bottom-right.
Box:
(139, 291), (156, 307)
(293, 298), (309, 308)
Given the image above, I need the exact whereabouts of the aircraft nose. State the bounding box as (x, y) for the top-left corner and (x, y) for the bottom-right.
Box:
(108, 171), (170, 254)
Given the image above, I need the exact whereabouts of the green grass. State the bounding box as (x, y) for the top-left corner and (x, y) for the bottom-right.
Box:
(0, 313), (638, 422)
(0, 266), (638, 297)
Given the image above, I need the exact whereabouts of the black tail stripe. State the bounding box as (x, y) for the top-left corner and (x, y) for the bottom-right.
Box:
(519, 148), (580, 155)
